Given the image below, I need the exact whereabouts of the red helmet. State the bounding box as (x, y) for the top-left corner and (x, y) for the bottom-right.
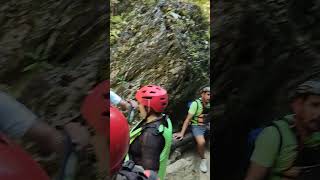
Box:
(0, 133), (50, 180)
(135, 85), (168, 112)
(81, 80), (108, 136)
(81, 80), (130, 175)
(110, 106), (130, 175)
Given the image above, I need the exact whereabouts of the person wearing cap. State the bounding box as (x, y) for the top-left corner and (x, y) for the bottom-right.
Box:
(245, 80), (320, 180)
(173, 86), (210, 173)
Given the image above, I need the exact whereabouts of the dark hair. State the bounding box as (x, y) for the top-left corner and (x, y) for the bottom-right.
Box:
(145, 106), (162, 117)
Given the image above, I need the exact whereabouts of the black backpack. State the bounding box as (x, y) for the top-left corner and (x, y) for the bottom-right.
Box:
(116, 160), (158, 180)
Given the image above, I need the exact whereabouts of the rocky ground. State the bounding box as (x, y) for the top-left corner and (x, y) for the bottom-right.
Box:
(166, 147), (210, 180)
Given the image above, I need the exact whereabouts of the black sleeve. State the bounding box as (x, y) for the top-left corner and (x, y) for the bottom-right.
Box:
(138, 129), (165, 171)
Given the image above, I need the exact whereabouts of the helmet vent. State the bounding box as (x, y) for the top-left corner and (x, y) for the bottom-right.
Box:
(150, 91), (156, 93)
(160, 98), (166, 100)
(142, 90), (147, 93)
(147, 85), (153, 87)
(142, 96), (152, 99)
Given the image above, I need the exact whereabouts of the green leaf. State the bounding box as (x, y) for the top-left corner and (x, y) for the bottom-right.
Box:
(111, 15), (122, 23)
(22, 63), (39, 72)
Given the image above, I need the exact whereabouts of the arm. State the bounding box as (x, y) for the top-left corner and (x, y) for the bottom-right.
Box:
(118, 99), (132, 112)
(245, 161), (270, 180)
(245, 127), (281, 180)
(172, 113), (193, 140)
(173, 101), (197, 140)
(110, 91), (132, 111)
(179, 113), (194, 136)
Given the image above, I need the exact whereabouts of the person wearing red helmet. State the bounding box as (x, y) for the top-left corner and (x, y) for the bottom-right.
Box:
(124, 85), (173, 180)
(81, 81), (159, 180)
(110, 106), (159, 180)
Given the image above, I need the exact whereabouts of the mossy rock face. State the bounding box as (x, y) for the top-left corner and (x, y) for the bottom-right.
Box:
(0, 0), (106, 178)
(0, 0), (106, 120)
(111, 0), (209, 122)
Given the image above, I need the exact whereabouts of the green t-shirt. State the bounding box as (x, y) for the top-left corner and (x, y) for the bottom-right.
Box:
(188, 98), (210, 125)
(250, 114), (320, 180)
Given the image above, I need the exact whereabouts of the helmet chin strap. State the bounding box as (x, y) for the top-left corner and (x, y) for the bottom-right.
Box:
(147, 99), (151, 112)
(143, 100), (152, 121)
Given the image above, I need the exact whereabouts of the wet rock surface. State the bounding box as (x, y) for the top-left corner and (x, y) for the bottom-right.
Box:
(110, 0), (209, 125)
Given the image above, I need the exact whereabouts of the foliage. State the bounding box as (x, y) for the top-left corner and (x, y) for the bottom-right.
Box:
(182, 0), (210, 21)
(110, 15), (125, 45)
(21, 51), (53, 73)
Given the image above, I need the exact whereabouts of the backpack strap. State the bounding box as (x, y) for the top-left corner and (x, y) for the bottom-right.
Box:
(122, 160), (136, 171)
(141, 117), (165, 136)
(271, 121), (299, 178)
(270, 122), (283, 155)
(195, 99), (200, 116)
(118, 160), (149, 180)
(191, 99), (201, 124)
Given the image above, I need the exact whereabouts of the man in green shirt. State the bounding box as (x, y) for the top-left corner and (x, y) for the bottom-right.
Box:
(173, 86), (210, 173)
(245, 80), (320, 180)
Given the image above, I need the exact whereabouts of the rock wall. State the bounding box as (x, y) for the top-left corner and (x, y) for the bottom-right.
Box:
(0, 0), (107, 126)
(211, 0), (320, 179)
(0, 0), (107, 178)
(111, 0), (209, 125)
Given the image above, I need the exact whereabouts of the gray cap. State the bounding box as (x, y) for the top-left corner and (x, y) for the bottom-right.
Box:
(200, 86), (210, 93)
(289, 80), (320, 100)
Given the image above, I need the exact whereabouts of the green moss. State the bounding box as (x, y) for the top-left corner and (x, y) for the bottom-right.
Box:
(181, 0), (210, 21)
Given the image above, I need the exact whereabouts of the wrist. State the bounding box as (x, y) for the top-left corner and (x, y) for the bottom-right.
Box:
(57, 130), (76, 180)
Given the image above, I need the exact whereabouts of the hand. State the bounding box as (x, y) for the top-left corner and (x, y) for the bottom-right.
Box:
(64, 122), (90, 151)
(127, 99), (138, 109)
(282, 166), (300, 179)
(173, 132), (184, 140)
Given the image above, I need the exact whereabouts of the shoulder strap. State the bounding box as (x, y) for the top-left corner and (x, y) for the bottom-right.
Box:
(270, 121), (296, 177)
(192, 99), (201, 118)
(118, 170), (148, 180)
(270, 122), (283, 155)
(196, 99), (199, 113)
(118, 161), (149, 180)
(141, 116), (166, 136)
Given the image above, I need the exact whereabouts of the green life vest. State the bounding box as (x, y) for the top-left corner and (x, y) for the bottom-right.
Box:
(125, 115), (173, 180)
(190, 98), (210, 125)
